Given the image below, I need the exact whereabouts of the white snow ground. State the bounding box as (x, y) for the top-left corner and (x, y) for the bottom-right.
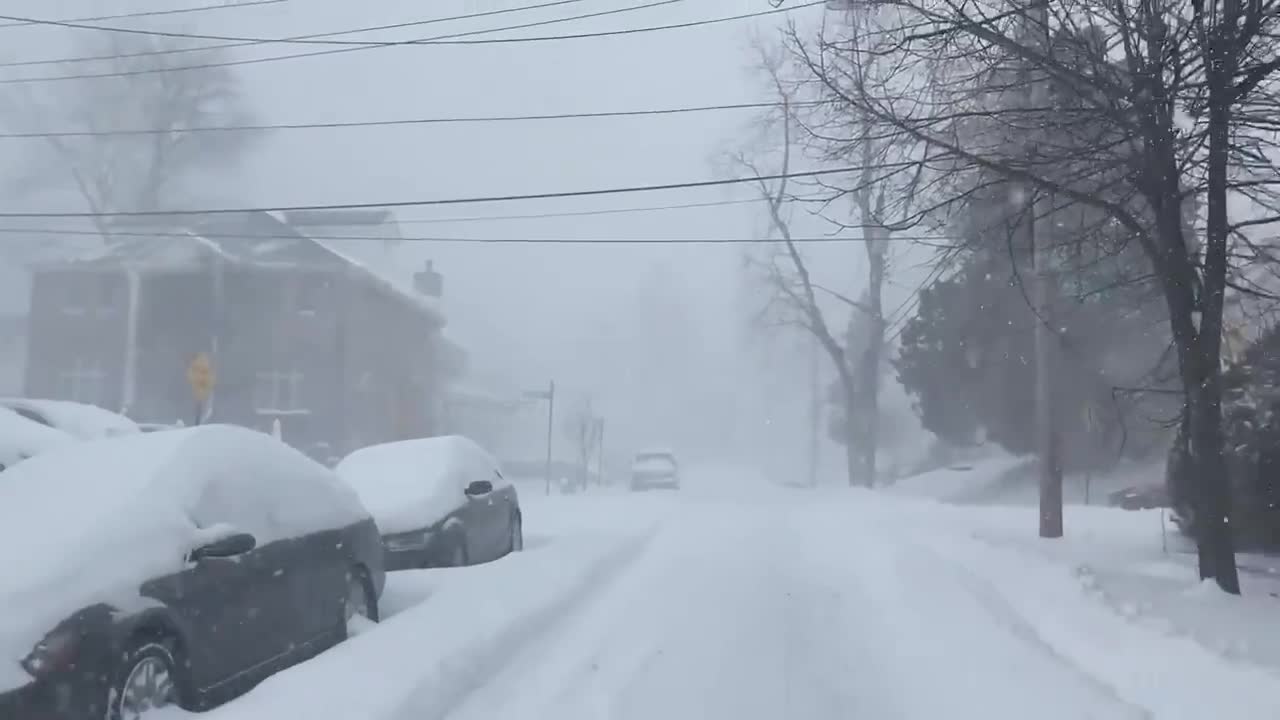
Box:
(195, 463), (1280, 720)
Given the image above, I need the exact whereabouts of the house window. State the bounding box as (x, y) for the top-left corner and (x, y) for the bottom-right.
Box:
(57, 358), (106, 405)
(62, 275), (118, 316)
(253, 370), (305, 413)
(295, 275), (326, 316)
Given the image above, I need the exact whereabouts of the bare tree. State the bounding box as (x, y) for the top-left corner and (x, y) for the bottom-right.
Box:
(0, 33), (259, 240)
(565, 400), (602, 491)
(778, 0), (1280, 592)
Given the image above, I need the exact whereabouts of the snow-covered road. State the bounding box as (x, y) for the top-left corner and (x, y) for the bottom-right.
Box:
(205, 467), (1280, 720)
(446, 488), (1150, 720)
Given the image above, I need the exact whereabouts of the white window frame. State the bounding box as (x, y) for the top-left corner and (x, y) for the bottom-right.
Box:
(57, 358), (106, 405)
(253, 369), (306, 414)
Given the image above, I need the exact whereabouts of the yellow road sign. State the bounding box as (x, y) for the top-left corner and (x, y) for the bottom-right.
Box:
(186, 352), (215, 402)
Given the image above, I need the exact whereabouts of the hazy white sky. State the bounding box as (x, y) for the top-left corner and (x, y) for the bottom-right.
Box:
(0, 0), (933, 477)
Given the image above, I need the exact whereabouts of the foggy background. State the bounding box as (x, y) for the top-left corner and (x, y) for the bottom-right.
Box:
(0, 0), (934, 482)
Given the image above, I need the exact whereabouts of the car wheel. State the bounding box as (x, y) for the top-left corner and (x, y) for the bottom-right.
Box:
(509, 514), (524, 554)
(107, 639), (183, 720)
(343, 566), (379, 637)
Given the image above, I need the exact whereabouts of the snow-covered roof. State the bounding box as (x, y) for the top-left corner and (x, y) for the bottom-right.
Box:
(32, 211), (445, 326)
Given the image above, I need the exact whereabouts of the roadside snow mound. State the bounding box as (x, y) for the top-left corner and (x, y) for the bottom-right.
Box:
(205, 530), (652, 720)
(0, 397), (139, 439)
(336, 435), (505, 535)
(0, 424), (366, 692)
(889, 453), (1031, 502)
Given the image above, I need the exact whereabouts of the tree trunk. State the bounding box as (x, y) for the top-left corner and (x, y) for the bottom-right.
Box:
(839, 366), (861, 487)
(1193, 51), (1240, 594)
(860, 232), (886, 488)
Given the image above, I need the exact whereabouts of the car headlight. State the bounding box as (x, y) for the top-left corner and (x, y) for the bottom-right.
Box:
(384, 530), (432, 552)
(21, 627), (80, 677)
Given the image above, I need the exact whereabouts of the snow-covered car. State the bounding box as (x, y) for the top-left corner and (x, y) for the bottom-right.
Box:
(0, 407), (75, 472)
(0, 397), (140, 440)
(630, 449), (681, 491)
(0, 424), (385, 719)
(336, 435), (523, 571)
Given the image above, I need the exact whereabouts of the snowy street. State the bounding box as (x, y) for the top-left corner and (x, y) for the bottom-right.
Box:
(197, 469), (1280, 720)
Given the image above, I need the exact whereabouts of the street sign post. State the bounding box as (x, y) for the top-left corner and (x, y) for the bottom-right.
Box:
(186, 352), (215, 425)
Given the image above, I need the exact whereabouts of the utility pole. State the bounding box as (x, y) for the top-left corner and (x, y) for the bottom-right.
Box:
(596, 417), (606, 486)
(1024, 0), (1063, 538)
(544, 380), (556, 496)
(807, 333), (820, 487)
(523, 380), (556, 496)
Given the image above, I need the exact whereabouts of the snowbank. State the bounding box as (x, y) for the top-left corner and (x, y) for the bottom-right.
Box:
(206, 527), (655, 720)
(887, 452), (1031, 502)
(335, 435), (505, 535)
(862, 495), (1280, 716)
(0, 425), (366, 691)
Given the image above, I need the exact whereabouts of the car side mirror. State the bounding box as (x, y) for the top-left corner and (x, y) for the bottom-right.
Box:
(465, 479), (494, 497)
(190, 532), (256, 562)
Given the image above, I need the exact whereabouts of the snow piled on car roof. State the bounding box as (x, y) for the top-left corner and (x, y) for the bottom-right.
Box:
(0, 397), (140, 440)
(0, 424), (366, 691)
(336, 435), (502, 536)
(0, 406), (74, 467)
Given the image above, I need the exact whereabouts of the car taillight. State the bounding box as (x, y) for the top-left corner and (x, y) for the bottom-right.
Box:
(21, 629), (79, 677)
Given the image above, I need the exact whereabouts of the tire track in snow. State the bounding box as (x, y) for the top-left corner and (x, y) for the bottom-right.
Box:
(386, 523), (662, 720)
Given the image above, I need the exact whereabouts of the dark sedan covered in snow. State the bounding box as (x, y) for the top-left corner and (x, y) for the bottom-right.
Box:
(0, 425), (383, 720)
(336, 435), (523, 571)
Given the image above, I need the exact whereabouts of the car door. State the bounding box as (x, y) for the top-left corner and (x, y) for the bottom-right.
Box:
(142, 530), (281, 690)
(183, 478), (298, 680)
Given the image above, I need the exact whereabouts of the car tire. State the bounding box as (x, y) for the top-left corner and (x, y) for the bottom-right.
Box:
(106, 638), (184, 720)
(509, 514), (524, 554)
(343, 566), (380, 634)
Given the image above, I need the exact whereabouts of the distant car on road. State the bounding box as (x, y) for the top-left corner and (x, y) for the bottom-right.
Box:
(0, 425), (384, 719)
(0, 397), (140, 440)
(1108, 484), (1169, 511)
(335, 435), (523, 571)
(631, 449), (681, 491)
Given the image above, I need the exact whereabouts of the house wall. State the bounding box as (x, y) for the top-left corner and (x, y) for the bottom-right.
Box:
(340, 276), (442, 453)
(216, 266), (345, 458)
(24, 269), (130, 410)
(26, 260), (450, 462)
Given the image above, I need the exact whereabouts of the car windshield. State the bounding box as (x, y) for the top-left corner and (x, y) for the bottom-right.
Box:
(4, 4), (1279, 718)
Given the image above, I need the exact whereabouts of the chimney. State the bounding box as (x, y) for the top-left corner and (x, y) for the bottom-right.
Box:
(414, 260), (443, 298)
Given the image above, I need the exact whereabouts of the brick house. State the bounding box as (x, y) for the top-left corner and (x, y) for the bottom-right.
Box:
(24, 210), (461, 462)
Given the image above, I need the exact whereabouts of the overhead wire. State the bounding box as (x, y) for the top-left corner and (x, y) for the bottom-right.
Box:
(0, 0), (590, 69)
(0, 0), (824, 84)
(0, 99), (828, 139)
(0, 225), (959, 245)
(0, 0), (287, 30)
(0, 161), (926, 219)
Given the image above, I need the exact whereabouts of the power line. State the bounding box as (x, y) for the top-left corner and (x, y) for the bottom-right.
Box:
(0, 162), (921, 218)
(2, 0), (815, 47)
(0, 0), (287, 30)
(0, 1), (822, 84)
(0, 99), (822, 139)
(0, 0), (589, 69)
(0, 225), (956, 245)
